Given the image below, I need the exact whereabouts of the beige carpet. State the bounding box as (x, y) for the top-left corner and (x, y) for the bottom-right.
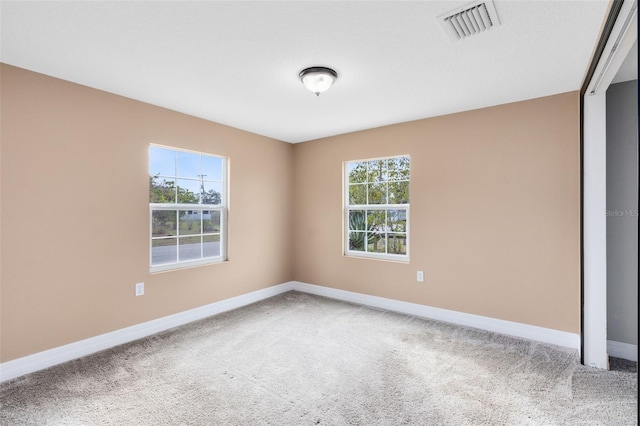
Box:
(0, 291), (637, 425)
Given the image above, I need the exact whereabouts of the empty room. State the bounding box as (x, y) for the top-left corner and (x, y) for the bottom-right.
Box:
(0, 1), (637, 425)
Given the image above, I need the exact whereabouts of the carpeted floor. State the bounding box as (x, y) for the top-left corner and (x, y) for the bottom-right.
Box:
(610, 357), (638, 373)
(0, 291), (637, 425)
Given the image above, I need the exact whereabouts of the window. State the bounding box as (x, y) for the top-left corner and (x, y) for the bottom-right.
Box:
(149, 145), (227, 272)
(345, 155), (410, 261)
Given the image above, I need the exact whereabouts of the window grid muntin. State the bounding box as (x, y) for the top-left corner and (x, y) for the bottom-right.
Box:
(150, 146), (225, 206)
(345, 155), (410, 261)
(347, 158), (409, 206)
(150, 145), (227, 271)
(150, 205), (226, 269)
(346, 206), (409, 257)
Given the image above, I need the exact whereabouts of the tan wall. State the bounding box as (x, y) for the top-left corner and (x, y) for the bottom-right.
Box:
(292, 92), (581, 333)
(0, 64), (294, 362)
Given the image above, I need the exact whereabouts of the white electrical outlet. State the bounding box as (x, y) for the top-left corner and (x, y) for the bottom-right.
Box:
(417, 271), (424, 282)
(135, 282), (144, 296)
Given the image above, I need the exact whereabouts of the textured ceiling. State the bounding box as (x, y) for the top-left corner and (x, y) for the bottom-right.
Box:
(1, 1), (610, 143)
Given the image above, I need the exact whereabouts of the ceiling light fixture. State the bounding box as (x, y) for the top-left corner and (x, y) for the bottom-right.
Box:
(299, 67), (338, 96)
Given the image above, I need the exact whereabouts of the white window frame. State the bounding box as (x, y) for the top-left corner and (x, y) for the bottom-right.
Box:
(149, 145), (227, 273)
(344, 155), (410, 262)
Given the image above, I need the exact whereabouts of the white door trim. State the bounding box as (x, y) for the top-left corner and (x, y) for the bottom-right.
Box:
(582, 0), (637, 369)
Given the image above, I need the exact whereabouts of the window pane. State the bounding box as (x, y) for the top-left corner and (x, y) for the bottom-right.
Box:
(347, 161), (367, 184)
(368, 183), (387, 204)
(367, 159), (387, 182)
(179, 210), (201, 235)
(150, 147), (227, 269)
(152, 210), (177, 237)
(349, 184), (366, 205)
(349, 210), (367, 231)
(203, 234), (221, 258)
(179, 236), (201, 261)
(202, 156), (223, 182)
(149, 147), (175, 177)
(150, 177), (176, 203)
(387, 233), (407, 255)
(176, 179), (201, 204)
(177, 151), (200, 179)
(368, 233), (386, 253)
(388, 181), (409, 204)
(345, 155), (409, 260)
(152, 238), (177, 265)
(203, 210), (221, 233)
(348, 231), (367, 251)
(388, 157), (410, 181)
(201, 182), (223, 205)
(387, 209), (407, 232)
(367, 210), (386, 231)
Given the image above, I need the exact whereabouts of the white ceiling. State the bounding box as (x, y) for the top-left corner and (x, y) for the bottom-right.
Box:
(1, 1), (610, 143)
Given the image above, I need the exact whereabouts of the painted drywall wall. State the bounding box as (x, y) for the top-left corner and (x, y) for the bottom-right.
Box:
(0, 64), (294, 362)
(606, 79), (638, 346)
(292, 92), (581, 333)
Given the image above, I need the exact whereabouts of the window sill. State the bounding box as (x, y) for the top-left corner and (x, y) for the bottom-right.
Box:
(344, 252), (409, 263)
(150, 257), (226, 274)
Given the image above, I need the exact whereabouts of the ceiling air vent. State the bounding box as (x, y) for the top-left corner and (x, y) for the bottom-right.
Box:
(437, 0), (501, 41)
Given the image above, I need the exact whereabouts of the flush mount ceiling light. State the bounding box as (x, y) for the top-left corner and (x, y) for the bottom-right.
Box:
(299, 67), (338, 96)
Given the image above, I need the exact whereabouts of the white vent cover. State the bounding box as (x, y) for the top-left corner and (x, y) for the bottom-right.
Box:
(437, 0), (501, 41)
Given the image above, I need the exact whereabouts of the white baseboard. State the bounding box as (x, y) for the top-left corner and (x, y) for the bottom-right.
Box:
(0, 282), (296, 383)
(607, 340), (638, 362)
(291, 281), (581, 351)
(0, 280), (584, 383)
